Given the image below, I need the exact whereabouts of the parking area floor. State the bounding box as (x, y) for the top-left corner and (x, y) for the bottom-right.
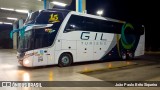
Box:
(0, 49), (160, 90)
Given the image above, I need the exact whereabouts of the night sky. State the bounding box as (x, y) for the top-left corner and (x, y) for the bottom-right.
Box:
(66, 0), (160, 51)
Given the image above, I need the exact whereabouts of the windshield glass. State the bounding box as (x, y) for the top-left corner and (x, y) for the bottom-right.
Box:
(34, 27), (57, 49)
(24, 11), (39, 24)
(18, 26), (59, 53)
(18, 10), (66, 53)
(18, 30), (33, 52)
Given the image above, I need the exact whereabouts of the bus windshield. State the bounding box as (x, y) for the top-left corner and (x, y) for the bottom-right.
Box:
(25, 11), (39, 24)
(18, 10), (66, 52)
(18, 30), (33, 52)
(18, 26), (60, 53)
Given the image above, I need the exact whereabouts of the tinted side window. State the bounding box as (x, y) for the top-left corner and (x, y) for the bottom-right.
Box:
(64, 15), (85, 32)
(34, 28), (56, 49)
(99, 20), (122, 34)
(34, 28), (49, 49)
(85, 17), (99, 32)
(64, 15), (122, 34)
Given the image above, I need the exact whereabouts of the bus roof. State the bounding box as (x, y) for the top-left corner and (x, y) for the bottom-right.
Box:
(40, 9), (125, 24)
(42, 8), (71, 14)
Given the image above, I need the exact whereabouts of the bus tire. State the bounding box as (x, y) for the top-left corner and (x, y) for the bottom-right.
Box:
(121, 52), (127, 60)
(58, 53), (72, 67)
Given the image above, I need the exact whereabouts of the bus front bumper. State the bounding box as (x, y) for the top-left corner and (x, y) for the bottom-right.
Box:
(18, 58), (33, 67)
(18, 60), (23, 66)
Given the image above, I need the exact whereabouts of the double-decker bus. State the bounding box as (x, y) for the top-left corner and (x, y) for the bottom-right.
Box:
(14, 9), (145, 67)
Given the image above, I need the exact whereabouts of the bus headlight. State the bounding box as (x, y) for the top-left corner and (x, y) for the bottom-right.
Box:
(24, 59), (30, 65)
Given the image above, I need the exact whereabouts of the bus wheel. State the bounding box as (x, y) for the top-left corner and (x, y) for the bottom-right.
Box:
(58, 53), (72, 67)
(121, 52), (127, 60)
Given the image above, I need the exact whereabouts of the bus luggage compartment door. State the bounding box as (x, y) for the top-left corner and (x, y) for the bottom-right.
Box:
(76, 41), (93, 62)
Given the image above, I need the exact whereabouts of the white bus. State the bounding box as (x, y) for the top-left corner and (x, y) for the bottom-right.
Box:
(15, 9), (145, 67)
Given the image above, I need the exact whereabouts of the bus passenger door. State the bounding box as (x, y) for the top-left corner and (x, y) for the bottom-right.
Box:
(32, 28), (50, 66)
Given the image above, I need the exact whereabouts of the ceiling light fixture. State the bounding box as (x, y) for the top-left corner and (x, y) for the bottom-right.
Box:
(0, 7), (14, 11)
(7, 17), (18, 20)
(51, 1), (67, 7)
(3, 22), (13, 25)
(15, 9), (29, 13)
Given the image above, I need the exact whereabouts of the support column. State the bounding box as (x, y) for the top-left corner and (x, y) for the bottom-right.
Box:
(82, 0), (86, 13)
(13, 23), (17, 49)
(76, 0), (86, 13)
(44, 0), (52, 9)
(47, 0), (52, 9)
(28, 10), (32, 17)
(44, 0), (47, 9)
(19, 19), (23, 29)
(18, 19), (23, 48)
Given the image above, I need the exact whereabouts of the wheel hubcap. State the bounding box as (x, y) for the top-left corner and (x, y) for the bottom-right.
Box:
(62, 56), (69, 64)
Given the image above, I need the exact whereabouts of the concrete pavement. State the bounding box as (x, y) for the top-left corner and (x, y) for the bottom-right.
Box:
(0, 49), (159, 90)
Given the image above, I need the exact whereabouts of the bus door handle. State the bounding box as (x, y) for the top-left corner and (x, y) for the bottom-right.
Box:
(46, 54), (50, 55)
